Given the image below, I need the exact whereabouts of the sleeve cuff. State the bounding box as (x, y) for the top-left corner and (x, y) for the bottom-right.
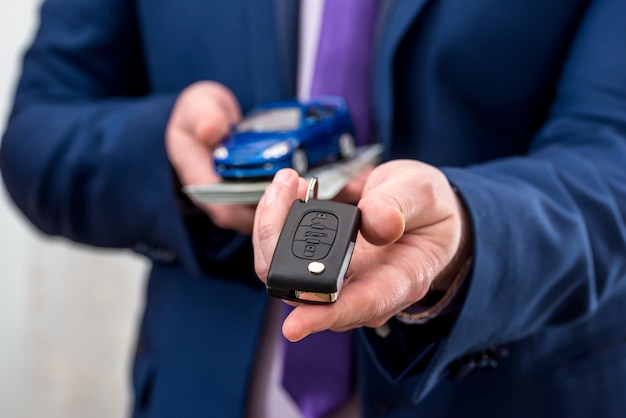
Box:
(395, 256), (473, 324)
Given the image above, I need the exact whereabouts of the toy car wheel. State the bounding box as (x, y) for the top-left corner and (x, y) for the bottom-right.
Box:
(338, 132), (356, 160)
(291, 148), (308, 175)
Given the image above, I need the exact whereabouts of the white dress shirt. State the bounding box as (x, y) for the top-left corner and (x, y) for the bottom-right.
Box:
(247, 2), (361, 417)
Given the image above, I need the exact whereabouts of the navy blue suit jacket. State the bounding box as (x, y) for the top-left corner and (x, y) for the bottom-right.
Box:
(3, 0), (626, 417)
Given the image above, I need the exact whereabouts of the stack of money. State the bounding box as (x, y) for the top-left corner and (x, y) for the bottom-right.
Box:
(184, 144), (383, 205)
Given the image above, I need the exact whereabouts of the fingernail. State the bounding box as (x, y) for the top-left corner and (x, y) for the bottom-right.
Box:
(273, 169), (291, 185)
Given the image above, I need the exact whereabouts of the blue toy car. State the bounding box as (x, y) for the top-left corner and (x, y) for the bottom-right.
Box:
(213, 97), (356, 179)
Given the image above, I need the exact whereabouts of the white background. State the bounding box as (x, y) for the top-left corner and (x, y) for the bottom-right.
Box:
(0, 0), (148, 416)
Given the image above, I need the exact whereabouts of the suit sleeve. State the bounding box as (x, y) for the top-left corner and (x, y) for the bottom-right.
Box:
(0, 0), (247, 277)
(360, 0), (626, 401)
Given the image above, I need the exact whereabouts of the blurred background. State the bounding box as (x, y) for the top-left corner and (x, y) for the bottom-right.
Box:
(0, 0), (149, 416)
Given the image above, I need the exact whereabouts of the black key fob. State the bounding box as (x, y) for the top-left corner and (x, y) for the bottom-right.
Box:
(267, 177), (360, 303)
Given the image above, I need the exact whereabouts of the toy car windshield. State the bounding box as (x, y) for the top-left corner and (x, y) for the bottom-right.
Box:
(235, 108), (300, 133)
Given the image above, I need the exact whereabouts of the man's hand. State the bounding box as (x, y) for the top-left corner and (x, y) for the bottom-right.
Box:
(166, 81), (256, 234)
(253, 161), (470, 341)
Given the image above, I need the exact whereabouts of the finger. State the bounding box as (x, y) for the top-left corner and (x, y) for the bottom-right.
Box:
(358, 160), (455, 245)
(193, 99), (238, 147)
(167, 82), (242, 186)
(203, 81), (242, 123)
(177, 82), (241, 147)
(167, 127), (221, 186)
(253, 169), (302, 281)
(281, 259), (426, 341)
(194, 111), (234, 146)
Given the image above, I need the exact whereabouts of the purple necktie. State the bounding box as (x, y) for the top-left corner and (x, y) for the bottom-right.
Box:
(310, 0), (381, 146)
(281, 1), (380, 417)
(281, 305), (354, 418)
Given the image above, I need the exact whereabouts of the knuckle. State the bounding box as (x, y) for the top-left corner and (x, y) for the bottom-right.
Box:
(196, 115), (229, 144)
(365, 317), (390, 329)
(255, 220), (281, 248)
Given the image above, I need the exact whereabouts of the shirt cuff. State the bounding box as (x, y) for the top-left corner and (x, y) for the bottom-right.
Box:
(395, 256), (473, 324)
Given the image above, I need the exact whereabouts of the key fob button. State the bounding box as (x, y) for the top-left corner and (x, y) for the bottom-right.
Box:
(293, 241), (332, 259)
(292, 212), (338, 259)
(294, 225), (336, 246)
(300, 211), (339, 231)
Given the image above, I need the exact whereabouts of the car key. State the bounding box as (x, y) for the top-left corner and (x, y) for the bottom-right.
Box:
(266, 177), (361, 303)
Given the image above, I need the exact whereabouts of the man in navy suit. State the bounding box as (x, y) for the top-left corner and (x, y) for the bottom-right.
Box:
(3, 0), (626, 417)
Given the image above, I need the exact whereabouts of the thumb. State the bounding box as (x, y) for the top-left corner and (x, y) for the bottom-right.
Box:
(358, 192), (406, 245)
(357, 160), (452, 246)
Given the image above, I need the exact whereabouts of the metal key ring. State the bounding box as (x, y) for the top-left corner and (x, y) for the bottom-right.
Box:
(305, 177), (319, 203)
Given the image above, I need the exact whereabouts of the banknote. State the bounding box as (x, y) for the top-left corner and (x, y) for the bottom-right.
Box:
(183, 144), (383, 204)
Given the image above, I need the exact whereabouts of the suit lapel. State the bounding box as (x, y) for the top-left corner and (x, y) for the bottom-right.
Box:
(273, 0), (299, 97)
(242, 0), (298, 105)
(374, 0), (433, 153)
